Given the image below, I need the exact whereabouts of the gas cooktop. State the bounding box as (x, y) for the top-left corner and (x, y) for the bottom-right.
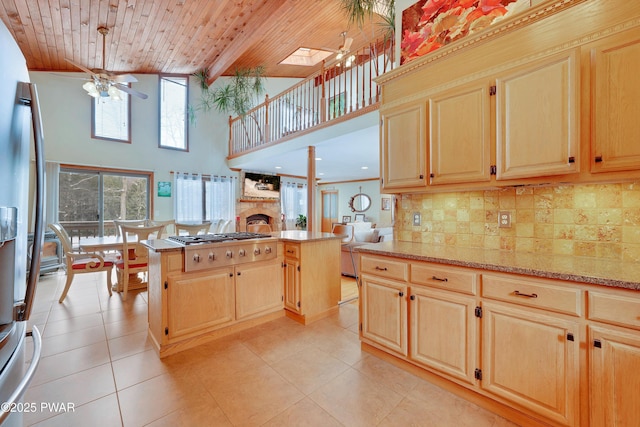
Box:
(168, 232), (272, 245)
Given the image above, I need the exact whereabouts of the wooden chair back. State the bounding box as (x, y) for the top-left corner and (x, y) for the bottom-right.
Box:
(332, 224), (354, 243)
(175, 222), (212, 235)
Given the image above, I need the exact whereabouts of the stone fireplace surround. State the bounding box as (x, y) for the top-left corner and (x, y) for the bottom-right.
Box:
(236, 199), (282, 232)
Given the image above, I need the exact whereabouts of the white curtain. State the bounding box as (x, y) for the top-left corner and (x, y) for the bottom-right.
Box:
(281, 181), (307, 230)
(205, 175), (236, 225)
(174, 172), (203, 222)
(45, 161), (59, 227)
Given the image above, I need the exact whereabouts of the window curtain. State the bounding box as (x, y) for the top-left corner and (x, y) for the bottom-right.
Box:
(281, 181), (307, 230)
(45, 161), (59, 227)
(174, 172), (203, 222)
(205, 175), (236, 227)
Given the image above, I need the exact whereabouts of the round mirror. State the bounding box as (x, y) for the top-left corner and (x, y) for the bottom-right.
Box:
(349, 193), (371, 212)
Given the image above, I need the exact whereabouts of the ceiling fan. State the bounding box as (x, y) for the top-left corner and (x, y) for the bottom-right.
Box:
(66, 26), (148, 100)
(335, 31), (353, 60)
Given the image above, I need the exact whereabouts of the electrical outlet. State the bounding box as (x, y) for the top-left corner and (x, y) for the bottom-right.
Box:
(498, 211), (511, 228)
(413, 212), (421, 226)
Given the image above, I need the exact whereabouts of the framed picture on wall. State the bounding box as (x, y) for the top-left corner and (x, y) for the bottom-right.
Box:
(354, 213), (365, 222)
(342, 215), (352, 223)
(158, 181), (171, 197)
(381, 197), (391, 210)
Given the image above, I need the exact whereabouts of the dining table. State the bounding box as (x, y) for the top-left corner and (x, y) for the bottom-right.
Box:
(78, 235), (147, 292)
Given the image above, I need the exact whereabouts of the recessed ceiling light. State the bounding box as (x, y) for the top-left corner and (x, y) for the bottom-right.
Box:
(318, 172), (324, 176)
(315, 157), (322, 161)
(361, 166), (369, 170)
(275, 166), (282, 169)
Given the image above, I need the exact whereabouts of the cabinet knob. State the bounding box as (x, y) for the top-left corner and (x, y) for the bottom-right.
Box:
(410, 295), (415, 301)
(399, 291), (404, 297)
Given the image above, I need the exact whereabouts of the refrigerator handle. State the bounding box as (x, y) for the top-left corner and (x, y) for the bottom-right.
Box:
(17, 83), (45, 322)
(0, 326), (42, 425)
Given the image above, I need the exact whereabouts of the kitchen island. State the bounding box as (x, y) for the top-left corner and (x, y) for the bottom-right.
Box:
(142, 231), (341, 358)
(355, 241), (640, 427)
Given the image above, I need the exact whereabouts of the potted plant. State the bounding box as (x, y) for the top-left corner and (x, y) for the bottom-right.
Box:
(295, 214), (307, 230)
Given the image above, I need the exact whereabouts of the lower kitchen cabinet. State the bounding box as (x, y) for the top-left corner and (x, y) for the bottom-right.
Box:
(282, 239), (341, 324)
(361, 275), (408, 356)
(235, 261), (283, 321)
(410, 287), (478, 385)
(588, 325), (640, 426)
(167, 268), (235, 340)
(481, 302), (580, 426)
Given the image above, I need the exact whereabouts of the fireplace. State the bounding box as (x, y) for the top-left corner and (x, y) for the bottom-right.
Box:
(237, 199), (282, 232)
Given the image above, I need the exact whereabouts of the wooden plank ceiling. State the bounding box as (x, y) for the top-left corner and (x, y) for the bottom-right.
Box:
(0, 0), (384, 81)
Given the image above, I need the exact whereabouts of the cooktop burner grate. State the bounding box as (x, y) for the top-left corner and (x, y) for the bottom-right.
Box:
(168, 232), (272, 245)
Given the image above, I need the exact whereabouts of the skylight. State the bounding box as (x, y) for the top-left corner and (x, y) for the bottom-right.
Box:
(280, 47), (334, 66)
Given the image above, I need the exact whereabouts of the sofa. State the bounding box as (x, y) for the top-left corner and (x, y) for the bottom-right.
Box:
(340, 222), (393, 277)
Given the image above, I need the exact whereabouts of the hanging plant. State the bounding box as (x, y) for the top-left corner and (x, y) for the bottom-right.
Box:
(339, 0), (395, 42)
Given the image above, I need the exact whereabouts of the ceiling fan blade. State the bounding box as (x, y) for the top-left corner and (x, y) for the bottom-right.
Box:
(343, 37), (353, 51)
(115, 83), (148, 99)
(50, 73), (91, 80)
(113, 73), (138, 83)
(65, 58), (96, 76)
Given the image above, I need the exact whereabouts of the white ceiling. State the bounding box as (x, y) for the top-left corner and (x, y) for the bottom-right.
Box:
(227, 111), (381, 183)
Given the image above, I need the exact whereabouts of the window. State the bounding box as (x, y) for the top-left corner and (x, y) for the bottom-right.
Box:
(58, 166), (151, 240)
(91, 89), (131, 142)
(159, 75), (188, 150)
(281, 181), (307, 230)
(174, 173), (236, 223)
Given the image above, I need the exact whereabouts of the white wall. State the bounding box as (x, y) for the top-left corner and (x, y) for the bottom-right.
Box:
(317, 180), (394, 227)
(30, 71), (301, 220)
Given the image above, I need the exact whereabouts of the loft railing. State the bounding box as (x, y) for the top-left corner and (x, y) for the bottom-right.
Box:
(228, 37), (395, 157)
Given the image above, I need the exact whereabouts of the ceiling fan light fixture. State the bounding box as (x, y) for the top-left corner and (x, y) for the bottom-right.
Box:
(83, 81), (99, 97)
(108, 85), (122, 101)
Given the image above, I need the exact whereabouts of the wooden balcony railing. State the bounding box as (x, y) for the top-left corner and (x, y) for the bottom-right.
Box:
(228, 37), (395, 158)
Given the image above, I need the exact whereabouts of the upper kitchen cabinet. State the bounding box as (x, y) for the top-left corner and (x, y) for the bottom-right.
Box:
(429, 81), (492, 185)
(589, 28), (640, 174)
(380, 99), (428, 191)
(495, 50), (580, 180)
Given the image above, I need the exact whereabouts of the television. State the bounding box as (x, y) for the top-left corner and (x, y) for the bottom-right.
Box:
(242, 172), (281, 199)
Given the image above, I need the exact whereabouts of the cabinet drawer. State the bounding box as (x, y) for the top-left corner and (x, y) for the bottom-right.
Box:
(361, 255), (408, 281)
(482, 274), (582, 316)
(283, 244), (300, 259)
(411, 263), (478, 295)
(588, 291), (640, 330)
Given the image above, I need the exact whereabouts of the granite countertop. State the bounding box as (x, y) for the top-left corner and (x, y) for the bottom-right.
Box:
(276, 230), (343, 242)
(355, 241), (640, 291)
(140, 239), (184, 252)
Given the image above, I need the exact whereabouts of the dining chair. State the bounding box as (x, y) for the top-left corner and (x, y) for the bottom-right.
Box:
(332, 223), (354, 243)
(115, 224), (165, 301)
(113, 219), (147, 237)
(247, 223), (272, 233)
(148, 219), (176, 238)
(175, 222), (212, 236)
(48, 223), (115, 303)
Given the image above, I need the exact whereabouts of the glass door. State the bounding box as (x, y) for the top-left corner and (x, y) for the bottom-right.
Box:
(321, 190), (338, 232)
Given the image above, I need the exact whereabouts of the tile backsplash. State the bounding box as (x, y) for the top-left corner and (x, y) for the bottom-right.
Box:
(396, 182), (640, 262)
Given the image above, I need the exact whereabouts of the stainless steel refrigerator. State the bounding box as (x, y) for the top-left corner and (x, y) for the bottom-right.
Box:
(0, 19), (45, 427)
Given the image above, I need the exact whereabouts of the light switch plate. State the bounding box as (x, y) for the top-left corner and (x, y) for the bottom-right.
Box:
(413, 212), (421, 226)
(498, 211), (511, 228)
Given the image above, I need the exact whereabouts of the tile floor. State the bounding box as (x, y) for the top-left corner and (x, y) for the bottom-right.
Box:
(23, 271), (518, 426)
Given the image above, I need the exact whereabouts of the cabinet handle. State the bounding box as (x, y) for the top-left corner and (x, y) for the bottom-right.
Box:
(514, 290), (538, 298)
(431, 276), (448, 282)
(375, 266), (388, 271)
(398, 291), (404, 297)
(287, 250), (295, 254)
(410, 295), (415, 301)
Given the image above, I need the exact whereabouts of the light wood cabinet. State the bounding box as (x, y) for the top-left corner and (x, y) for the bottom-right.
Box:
(589, 28), (640, 173)
(167, 268), (235, 340)
(282, 239), (341, 324)
(429, 81), (492, 185)
(589, 325), (640, 426)
(361, 274), (408, 356)
(235, 261), (283, 321)
(481, 301), (580, 426)
(495, 50), (579, 180)
(409, 286), (478, 384)
(380, 99), (428, 191)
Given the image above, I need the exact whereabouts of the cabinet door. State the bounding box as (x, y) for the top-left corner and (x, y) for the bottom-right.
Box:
(590, 29), (640, 173)
(496, 50), (579, 180)
(283, 257), (301, 313)
(167, 268), (234, 339)
(361, 274), (408, 356)
(429, 82), (491, 185)
(381, 100), (428, 190)
(409, 287), (477, 384)
(482, 302), (579, 426)
(235, 262), (283, 321)
(590, 325), (640, 427)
